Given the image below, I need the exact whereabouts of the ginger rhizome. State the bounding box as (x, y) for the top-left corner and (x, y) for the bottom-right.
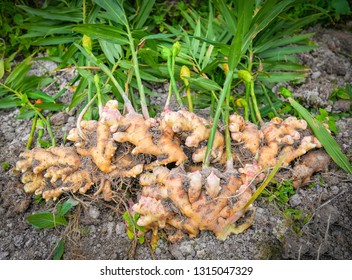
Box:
(15, 100), (329, 241)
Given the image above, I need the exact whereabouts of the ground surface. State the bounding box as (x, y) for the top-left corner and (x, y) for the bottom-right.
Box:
(0, 25), (351, 260)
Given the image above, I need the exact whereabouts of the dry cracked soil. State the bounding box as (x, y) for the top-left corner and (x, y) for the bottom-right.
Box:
(0, 25), (351, 260)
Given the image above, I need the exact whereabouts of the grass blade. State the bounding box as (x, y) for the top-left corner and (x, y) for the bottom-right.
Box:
(289, 98), (352, 174)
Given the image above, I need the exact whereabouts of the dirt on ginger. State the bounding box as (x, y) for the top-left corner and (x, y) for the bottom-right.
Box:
(14, 100), (329, 240)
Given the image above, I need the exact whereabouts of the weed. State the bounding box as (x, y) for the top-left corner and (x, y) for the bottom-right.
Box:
(26, 198), (79, 259)
(122, 211), (145, 245)
(315, 108), (338, 134)
(262, 180), (312, 236)
(1, 161), (10, 171)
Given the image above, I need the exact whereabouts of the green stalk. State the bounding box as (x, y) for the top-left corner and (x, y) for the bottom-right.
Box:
(210, 90), (215, 117)
(86, 79), (93, 120)
(83, 0), (86, 24)
(26, 114), (38, 150)
(245, 83), (256, 123)
(94, 74), (103, 115)
(171, 54), (183, 106)
(168, 55), (183, 107)
(164, 56), (173, 111)
(204, 69), (234, 167)
(224, 85), (233, 171)
(45, 117), (56, 147)
(243, 154), (286, 211)
(126, 25), (149, 119)
(249, 81), (263, 125)
(261, 83), (278, 117)
(185, 86), (193, 112)
(244, 84), (250, 121)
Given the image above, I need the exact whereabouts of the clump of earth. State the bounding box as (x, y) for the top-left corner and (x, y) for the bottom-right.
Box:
(0, 25), (351, 260)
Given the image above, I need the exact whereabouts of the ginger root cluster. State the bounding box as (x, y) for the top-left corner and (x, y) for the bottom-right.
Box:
(15, 100), (329, 241)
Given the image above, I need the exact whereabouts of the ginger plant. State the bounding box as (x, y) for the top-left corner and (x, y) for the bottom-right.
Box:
(15, 98), (330, 242)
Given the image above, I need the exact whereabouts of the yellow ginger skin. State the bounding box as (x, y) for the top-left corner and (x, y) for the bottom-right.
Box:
(163, 110), (224, 163)
(112, 110), (187, 167)
(133, 166), (259, 241)
(258, 117), (321, 168)
(16, 147), (94, 201)
(229, 114), (262, 154)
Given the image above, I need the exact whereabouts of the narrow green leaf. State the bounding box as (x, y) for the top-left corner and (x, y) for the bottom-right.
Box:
(262, 61), (309, 72)
(141, 33), (174, 40)
(243, 0), (295, 50)
(133, 0), (155, 29)
(254, 33), (315, 53)
(289, 98), (352, 174)
(35, 102), (66, 111)
(188, 76), (222, 91)
(0, 58), (4, 79)
(52, 238), (65, 260)
(5, 57), (32, 88)
(259, 45), (316, 59)
(0, 96), (21, 109)
(258, 71), (307, 83)
(68, 77), (88, 110)
(99, 40), (121, 64)
(16, 110), (35, 120)
(94, 0), (127, 26)
(18, 5), (82, 22)
(244, 154), (286, 210)
(26, 212), (68, 229)
(33, 36), (78, 46)
(214, 0), (237, 34)
(27, 90), (55, 103)
(73, 24), (129, 45)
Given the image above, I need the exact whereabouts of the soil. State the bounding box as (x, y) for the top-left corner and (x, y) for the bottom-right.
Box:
(0, 25), (351, 260)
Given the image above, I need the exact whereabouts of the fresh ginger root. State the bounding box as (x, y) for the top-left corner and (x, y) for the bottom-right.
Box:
(163, 110), (224, 163)
(133, 164), (261, 241)
(15, 100), (329, 240)
(16, 147), (94, 201)
(292, 150), (330, 188)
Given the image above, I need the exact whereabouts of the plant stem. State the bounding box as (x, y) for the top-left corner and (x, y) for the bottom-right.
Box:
(86, 79), (93, 120)
(204, 69), (234, 167)
(94, 74), (103, 115)
(170, 54), (183, 107)
(75, 43), (135, 113)
(245, 83), (256, 123)
(243, 154), (286, 211)
(83, 0), (86, 24)
(244, 84), (250, 121)
(45, 117), (56, 147)
(224, 84), (233, 171)
(26, 114), (38, 150)
(126, 25), (149, 119)
(186, 86), (193, 112)
(210, 90), (215, 117)
(261, 83), (278, 117)
(249, 80), (263, 125)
